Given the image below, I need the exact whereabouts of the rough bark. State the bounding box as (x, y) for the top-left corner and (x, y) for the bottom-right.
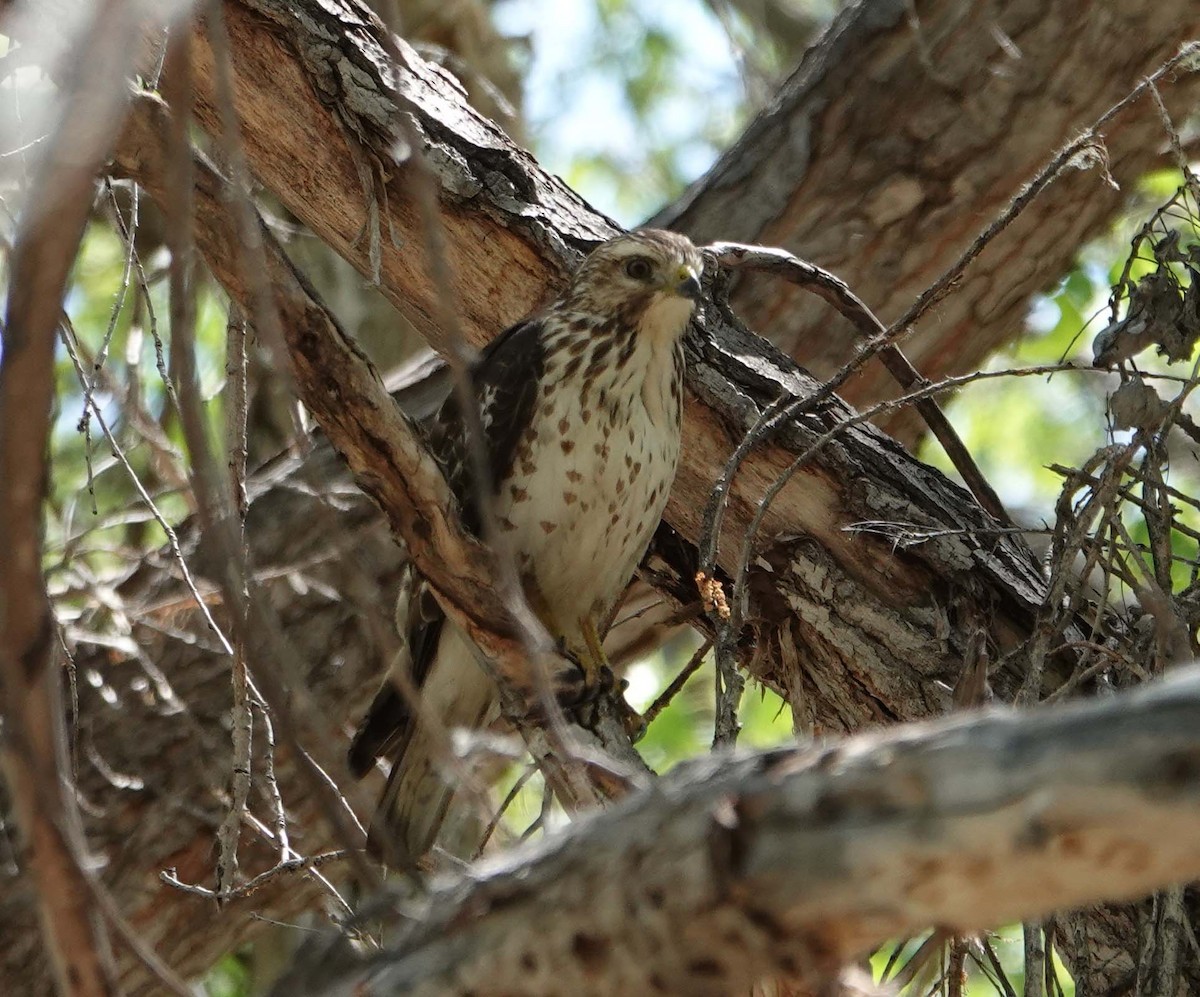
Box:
(0, 0), (1184, 991)
(656, 0), (1200, 441)
(278, 668), (1200, 996)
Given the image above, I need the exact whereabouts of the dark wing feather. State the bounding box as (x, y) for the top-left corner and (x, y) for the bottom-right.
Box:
(347, 567), (444, 777)
(426, 316), (547, 532)
(347, 315), (547, 777)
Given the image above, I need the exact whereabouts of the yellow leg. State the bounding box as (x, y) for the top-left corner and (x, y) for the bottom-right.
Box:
(579, 614), (609, 686)
(580, 613), (646, 740)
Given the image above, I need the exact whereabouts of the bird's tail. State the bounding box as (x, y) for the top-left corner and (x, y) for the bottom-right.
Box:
(366, 626), (496, 866)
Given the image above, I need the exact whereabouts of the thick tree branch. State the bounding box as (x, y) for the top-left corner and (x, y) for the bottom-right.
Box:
(281, 667), (1200, 996)
(656, 0), (1200, 442)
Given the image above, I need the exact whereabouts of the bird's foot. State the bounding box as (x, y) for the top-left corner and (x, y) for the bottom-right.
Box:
(573, 618), (646, 741)
(550, 638), (613, 709)
(614, 686), (647, 742)
(579, 614), (613, 687)
(547, 619), (644, 741)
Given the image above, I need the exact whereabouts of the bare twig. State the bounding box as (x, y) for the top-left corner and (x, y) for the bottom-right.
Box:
(887, 929), (946, 991)
(216, 307), (253, 898)
(642, 639), (711, 728)
(473, 765), (538, 859)
(1023, 921), (1045, 997)
(163, 849), (349, 904)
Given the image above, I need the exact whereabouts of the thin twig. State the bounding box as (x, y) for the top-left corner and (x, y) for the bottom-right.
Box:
(162, 850), (350, 903)
(216, 306), (253, 899)
(643, 639), (712, 728)
(473, 765), (538, 859)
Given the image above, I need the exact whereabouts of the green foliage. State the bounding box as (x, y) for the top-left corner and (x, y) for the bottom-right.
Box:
(203, 953), (252, 997)
(923, 169), (1200, 532)
(49, 216), (230, 568)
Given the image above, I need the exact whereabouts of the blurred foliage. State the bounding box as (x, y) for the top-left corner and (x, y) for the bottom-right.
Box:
(43, 215), (231, 611)
(923, 168), (1200, 508)
(920, 167), (1200, 606)
(204, 954), (252, 997)
(494, 0), (836, 223)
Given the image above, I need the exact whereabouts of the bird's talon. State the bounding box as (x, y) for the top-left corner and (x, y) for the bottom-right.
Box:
(622, 705), (648, 743)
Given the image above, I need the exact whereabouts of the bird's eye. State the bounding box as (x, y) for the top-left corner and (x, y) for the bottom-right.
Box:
(624, 257), (654, 282)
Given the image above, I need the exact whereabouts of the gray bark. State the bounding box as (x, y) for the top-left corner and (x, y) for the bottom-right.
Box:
(658, 0), (1200, 443)
(279, 668), (1200, 996)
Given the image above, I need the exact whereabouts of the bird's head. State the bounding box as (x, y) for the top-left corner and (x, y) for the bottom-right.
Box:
(566, 229), (704, 341)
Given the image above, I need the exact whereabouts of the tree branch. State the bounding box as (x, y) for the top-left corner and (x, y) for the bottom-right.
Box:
(655, 0), (1200, 442)
(280, 667), (1200, 996)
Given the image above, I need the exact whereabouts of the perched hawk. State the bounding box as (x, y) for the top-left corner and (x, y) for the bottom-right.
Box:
(349, 229), (704, 862)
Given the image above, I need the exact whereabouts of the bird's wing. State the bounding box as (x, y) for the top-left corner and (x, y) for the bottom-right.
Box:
(347, 315), (547, 778)
(426, 316), (547, 531)
(346, 563), (443, 777)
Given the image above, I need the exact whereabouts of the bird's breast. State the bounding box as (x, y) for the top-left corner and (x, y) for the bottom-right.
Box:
(494, 330), (684, 631)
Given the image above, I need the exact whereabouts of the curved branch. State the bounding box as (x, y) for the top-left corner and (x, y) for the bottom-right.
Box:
(656, 0), (1200, 441)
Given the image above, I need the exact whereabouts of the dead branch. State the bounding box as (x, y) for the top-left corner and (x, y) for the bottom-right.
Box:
(279, 666), (1200, 996)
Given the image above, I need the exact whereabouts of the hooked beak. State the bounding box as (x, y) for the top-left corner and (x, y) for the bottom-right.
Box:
(675, 265), (702, 301)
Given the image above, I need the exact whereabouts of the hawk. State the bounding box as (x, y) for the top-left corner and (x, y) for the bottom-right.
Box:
(349, 229), (704, 862)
